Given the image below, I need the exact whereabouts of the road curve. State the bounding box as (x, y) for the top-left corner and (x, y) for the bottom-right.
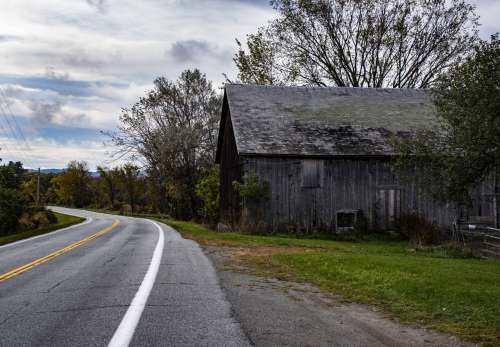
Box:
(0, 207), (250, 346)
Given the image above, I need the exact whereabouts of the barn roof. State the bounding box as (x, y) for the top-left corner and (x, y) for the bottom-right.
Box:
(216, 84), (437, 161)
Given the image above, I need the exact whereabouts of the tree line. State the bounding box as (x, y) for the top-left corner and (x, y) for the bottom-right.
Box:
(0, 69), (222, 236)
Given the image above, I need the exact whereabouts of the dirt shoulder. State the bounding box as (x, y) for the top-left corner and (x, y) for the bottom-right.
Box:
(205, 245), (478, 347)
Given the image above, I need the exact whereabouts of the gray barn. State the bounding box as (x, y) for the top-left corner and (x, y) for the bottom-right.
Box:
(215, 84), (498, 232)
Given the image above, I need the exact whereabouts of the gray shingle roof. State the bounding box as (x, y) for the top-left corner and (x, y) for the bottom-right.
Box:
(224, 84), (437, 157)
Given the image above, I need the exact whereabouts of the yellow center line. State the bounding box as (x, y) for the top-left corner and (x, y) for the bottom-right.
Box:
(0, 219), (120, 283)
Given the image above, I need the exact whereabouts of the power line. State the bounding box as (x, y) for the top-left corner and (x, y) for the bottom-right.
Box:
(0, 107), (32, 167)
(0, 86), (36, 168)
(0, 129), (15, 161)
(0, 88), (31, 151)
(0, 110), (15, 159)
(0, 91), (36, 169)
(0, 87), (41, 170)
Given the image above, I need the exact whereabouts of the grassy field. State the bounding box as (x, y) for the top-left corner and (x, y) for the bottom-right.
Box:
(0, 212), (85, 246)
(161, 219), (500, 346)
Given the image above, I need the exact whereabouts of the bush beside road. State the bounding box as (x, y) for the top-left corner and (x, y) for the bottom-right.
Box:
(0, 212), (84, 246)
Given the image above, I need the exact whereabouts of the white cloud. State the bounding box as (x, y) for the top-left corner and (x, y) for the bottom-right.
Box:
(469, 0), (500, 39)
(0, 0), (274, 84)
(0, 136), (120, 170)
(1, 83), (118, 130)
(0, 1), (274, 171)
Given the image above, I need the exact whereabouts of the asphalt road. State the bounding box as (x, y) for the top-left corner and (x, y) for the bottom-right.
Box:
(0, 207), (250, 347)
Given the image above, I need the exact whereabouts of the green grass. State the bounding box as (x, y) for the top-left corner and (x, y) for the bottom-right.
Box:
(160, 219), (500, 346)
(0, 212), (85, 246)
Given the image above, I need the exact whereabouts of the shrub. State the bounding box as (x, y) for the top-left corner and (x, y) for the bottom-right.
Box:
(18, 213), (36, 231)
(0, 187), (26, 235)
(17, 208), (58, 232)
(399, 214), (440, 247)
(32, 212), (51, 228)
(196, 167), (220, 223)
(233, 173), (270, 204)
(45, 209), (58, 224)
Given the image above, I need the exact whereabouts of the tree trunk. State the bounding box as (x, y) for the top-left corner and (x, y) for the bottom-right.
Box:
(159, 183), (167, 214)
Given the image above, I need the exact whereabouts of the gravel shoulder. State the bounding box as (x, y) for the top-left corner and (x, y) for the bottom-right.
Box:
(204, 246), (479, 347)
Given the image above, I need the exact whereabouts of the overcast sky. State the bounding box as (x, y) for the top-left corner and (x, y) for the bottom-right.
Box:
(0, 0), (498, 169)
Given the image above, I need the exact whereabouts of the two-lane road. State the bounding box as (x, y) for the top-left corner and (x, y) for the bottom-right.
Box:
(0, 207), (250, 346)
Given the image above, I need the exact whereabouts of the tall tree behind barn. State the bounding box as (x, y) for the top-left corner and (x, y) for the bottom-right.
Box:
(216, 84), (498, 232)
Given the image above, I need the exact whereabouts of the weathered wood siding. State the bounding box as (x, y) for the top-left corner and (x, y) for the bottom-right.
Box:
(241, 156), (496, 231)
(219, 110), (242, 225)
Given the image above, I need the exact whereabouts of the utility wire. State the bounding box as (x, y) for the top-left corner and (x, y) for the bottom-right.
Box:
(0, 122), (15, 161)
(0, 105), (32, 167)
(0, 87), (36, 168)
(0, 91), (36, 169)
(0, 111), (32, 167)
(0, 87), (41, 171)
(0, 88), (31, 151)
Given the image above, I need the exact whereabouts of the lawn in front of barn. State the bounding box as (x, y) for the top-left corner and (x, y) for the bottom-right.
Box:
(161, 219), (500, 346)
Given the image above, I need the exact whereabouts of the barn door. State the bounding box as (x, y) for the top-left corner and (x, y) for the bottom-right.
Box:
(377, 189), (401, 230)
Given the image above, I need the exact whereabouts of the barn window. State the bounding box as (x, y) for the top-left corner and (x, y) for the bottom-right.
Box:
(336, 210), (358, 230)
(301, 160), (323, 188)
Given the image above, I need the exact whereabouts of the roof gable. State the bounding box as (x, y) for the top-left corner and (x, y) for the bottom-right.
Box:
(222, 84), (438, 157)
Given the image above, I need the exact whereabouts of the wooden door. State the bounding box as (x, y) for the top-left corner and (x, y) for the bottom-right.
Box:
(377, 189), (401, 230)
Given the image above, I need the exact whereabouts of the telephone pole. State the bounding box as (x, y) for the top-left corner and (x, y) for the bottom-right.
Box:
(36, 167), (40, 206)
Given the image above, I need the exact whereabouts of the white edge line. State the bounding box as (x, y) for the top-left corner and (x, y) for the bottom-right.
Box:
(108, 219), (165, 347)
(0, 217), (93, 250)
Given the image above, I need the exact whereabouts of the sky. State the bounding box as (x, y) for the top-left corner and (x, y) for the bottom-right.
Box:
(0, 0), (498, 169)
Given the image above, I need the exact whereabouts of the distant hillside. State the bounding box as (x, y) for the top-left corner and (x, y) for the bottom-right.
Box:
(40, 169), (64, 174)
(29, 169), (99, 177)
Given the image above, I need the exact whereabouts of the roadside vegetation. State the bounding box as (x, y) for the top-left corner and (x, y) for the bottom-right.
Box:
(0, 160), (82, 241)
(0, 212), (84, 246)
(161, 219), (500, 346)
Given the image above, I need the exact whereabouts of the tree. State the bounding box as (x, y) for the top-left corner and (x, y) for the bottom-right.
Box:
(0, 160), (26, 234)
(235, 0), (478, 87)
(0, 160), (25, 189)
(109, 69), (221, 219)
(0, 188), (26, 235)
(233, 30), (293, 85)
(52, 161), (92, 207)
(196, 166), (220, 222)
(394, 35), (500, 207)
(97, 166), (121, 207)
(118, 163), (141, 214)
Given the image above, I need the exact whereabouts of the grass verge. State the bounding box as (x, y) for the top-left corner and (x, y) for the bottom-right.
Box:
(160, 219), (500, 346)
(0, 212), (85, 246)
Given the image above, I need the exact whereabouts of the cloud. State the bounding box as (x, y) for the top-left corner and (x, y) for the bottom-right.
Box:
(28, 100), (63, 126)
(0, 136), (113, 169)
(0, 83), (110, 131)
(44, 67), (70, 81)
(469, 0), (500, 38)
(0, 35), (20, 42)
(0, 0), (278, 167)
(1, 76), (93, 97)
(168, 40), (231, 63)
(231, 0), (271, 7)
(85, 0), (106, 11)
(61, 48), (109, 69)
(169, 40), (210, 62)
